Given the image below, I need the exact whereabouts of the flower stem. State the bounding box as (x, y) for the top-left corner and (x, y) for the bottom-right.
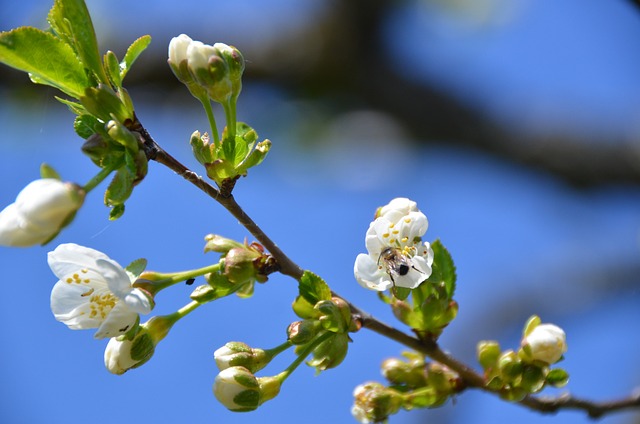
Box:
(280, 331), (333, 381)
(223, 97), (237, 141)
(263, 340), (293, 359)
(200, 97), (220, 145)
(82, 165), (115, 193)
(137, 263), (221, 293)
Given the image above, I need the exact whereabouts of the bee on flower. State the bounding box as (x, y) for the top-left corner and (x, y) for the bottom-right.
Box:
(354, 198), (433, 292)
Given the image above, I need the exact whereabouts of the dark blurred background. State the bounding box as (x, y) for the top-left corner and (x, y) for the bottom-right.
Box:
(1, 1), (640, 423)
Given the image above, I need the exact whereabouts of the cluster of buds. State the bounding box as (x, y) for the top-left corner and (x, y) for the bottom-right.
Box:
(478, 315), (569, 400)
(168, 34), (244, 105)
(212, 340), (292, 411)
(291, 274), (361, 372)
(190, 126), (271, 193)
(351, 353), (462, 423)
(202, 234), (277, 298)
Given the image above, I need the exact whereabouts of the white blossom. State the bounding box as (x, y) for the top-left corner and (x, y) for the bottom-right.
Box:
(49, 243), (153, 339)
(0, 179), (83, 247)
(354, 198), (433, 291)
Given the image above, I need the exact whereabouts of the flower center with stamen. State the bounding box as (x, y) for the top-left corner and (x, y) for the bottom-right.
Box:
(89, 292), (117, 319)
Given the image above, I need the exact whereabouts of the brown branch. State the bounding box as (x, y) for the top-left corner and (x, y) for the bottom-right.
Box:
(136, 119), (640, 420)
(135, 120), (304, 280)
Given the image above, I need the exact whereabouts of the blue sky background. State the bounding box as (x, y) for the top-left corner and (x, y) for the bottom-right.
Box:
(1, 1), (640, 423)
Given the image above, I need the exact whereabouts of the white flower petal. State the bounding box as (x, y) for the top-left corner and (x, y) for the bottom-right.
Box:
(95, 257), (134, 298)
(50, 279), (111, 330)
(123, 288), (154, 315)
(0, 203), (49, 246)
(354, 253), (392, 291)
(94, 301), (139, 339)
(15, 179), (80, 228)
(168, 33), (192, 64)
(48, 243), (110, 280)
(378, 198), (418, 219)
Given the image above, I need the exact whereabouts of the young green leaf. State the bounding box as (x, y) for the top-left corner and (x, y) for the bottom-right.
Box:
(125, 258), (148, 280)
(120, 35), (151, 81)
(0, 27), (89, 98)
(298, 271), (332, 306)
(73, 114), (101, 139)
(104, 50), (122, 87)
(47, 0), (108, 84)
(427, 240), (456, 298)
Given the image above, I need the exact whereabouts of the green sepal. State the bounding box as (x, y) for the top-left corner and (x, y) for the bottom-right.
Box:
(125, 258), (147, 280)
(104, 50), (122, 88)
(546, 368), (569, 387)
(523, 315), (541, 337)
(190, 284), (218, 303)
(47, 0), (108, 84)
(298, 271), (332, 306)
(315, 300), (344, 333)
(74, 114), (101, 139)
(120, 35), (151, 81)
(292, 294), (320, 320)
(392, 286), (411, 301)
(40, 163), (62, 180)
(425, 240), (456, 298)
(109, 203), (125, 220)
(0, 27), (90, 98)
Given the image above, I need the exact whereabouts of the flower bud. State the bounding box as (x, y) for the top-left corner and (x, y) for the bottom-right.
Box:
(214, 341), (270, 373)
(351, 382), (402, 424)
(213, 366), (260, 412)
(287, 320), (320, 345)
(204, 233), (244, 254)
(521, 323), (567, 365)
(477, 340), (501, 370)
(104, 330), (154, 375)
(306, 332), (349, 371)
(0, 178), (84, 246)
(168, 34), (192, 80)
(103, 315), (175, 375)
(185, 41), (244, 104)
(381, 357), (426, 388)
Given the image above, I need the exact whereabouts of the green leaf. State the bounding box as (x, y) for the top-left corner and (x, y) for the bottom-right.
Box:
(298, 271), (332, 306)
(125, 258), (147, 280)
(56, 96), (87, 115)
(73, 114), (100, 138)
(104, 50), (122, 87)
(105, 150), (136, 207)
(48, 0), (108, 84)
(0, 27), (89, 98)
(427, 240), (456, 298)
(120, 35), (151, 81)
